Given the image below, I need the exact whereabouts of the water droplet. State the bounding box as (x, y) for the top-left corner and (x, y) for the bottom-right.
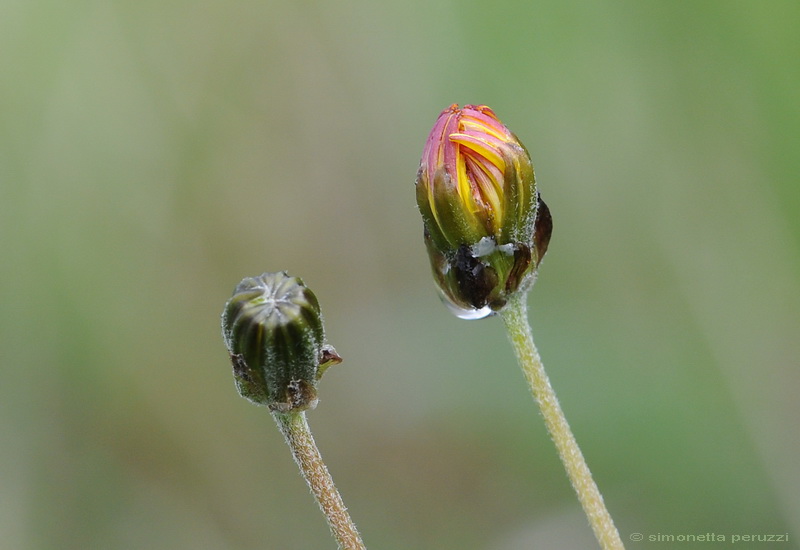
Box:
(443, 300), (494, 320)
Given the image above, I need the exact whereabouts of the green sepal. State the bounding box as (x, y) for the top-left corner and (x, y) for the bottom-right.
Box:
(499, 142), (537, 245)
(417, 167), (486, 252)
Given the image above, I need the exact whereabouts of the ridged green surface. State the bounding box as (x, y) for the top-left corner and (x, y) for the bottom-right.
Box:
(222, 272), (327, 411)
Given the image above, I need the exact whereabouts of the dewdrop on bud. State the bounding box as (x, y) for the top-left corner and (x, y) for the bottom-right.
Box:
(221, 272), (341, 412)
(415, 104), (552, 318)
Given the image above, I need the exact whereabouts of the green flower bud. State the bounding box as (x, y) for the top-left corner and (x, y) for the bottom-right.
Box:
(221, 272), (341, 412)
(416, 104), (553, 319)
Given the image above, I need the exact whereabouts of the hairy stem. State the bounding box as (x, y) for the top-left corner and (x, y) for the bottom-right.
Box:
(500, 294), (624, 550)
(273, 411), (366, 550)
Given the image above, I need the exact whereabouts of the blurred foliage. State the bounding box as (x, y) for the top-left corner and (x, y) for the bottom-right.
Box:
(2, 1), (799, 549)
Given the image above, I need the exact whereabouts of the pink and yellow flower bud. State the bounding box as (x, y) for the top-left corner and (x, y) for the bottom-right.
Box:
(415, 104), (552, 318)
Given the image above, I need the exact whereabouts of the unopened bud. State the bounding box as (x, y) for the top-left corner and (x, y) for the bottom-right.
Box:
(221, 272), (341, 412)
(415, 104), (552, 318)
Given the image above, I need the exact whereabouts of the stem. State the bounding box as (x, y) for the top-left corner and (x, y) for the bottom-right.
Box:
(273, 411), (366, 550)
(500, 294), (624, 550)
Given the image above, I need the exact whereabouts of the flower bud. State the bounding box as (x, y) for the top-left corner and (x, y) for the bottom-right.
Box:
(221, 272), (341, 412)
(415, 104), (552, 319)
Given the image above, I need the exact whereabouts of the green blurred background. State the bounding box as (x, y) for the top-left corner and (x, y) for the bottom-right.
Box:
(2, 1), (799, 548)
